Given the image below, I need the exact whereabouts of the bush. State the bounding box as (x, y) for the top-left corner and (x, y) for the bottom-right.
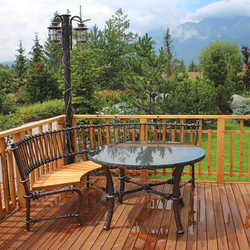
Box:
(0, 99), (65, 132)
(15, 99), (65, 122)
(0, 114), (24, 132)
(232, 104), (250, 125)
(95, 89), (133, 107)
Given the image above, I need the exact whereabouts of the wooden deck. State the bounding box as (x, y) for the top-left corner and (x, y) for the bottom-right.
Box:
(1, 177), (250, 249)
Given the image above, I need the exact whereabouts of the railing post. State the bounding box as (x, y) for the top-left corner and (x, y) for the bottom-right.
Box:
(0, 138), (7, 216)
(13, 132), (26, 208)
(216, 118), (225, 182)
(140, 117), (148, 180)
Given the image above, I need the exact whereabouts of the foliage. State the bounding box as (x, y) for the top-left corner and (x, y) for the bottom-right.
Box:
(95, 89), (133, 107)
(15, 99), (65, 121)
(0, 113), (24, 132)
(71, 44), (108, 114)
(88, 8), (138, 90)
(241, 44), (250, 89)
(164, 27), (175, 78)
(164, 72), (218, 115)
(24, 34), (61, 104)
(188, 60), (200, 72)
(198, 39), (243, 111)
(0, 99), (64, 131)
(13, 40), (27, 88)
(0, 68), (18, 115)
(125, 34), (170, 114)
(232, 104), (250, 125)
(0, 68), (15, 93)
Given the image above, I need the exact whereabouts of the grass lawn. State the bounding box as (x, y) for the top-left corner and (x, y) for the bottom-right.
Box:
(150, 119), (250, 182)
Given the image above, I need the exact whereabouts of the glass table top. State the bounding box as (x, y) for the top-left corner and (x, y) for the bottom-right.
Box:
(88, 141), (206, 169)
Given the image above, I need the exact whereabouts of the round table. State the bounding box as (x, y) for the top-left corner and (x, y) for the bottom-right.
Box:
(88, 141), (205, 234)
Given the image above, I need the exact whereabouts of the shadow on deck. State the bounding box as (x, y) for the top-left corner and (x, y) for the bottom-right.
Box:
(0, 177), (250, 249)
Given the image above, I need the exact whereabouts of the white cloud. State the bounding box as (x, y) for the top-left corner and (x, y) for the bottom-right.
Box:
(188, 0), (250, 22)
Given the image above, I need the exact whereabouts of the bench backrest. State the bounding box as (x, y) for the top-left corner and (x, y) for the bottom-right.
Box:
(11, 126), (89, 182)
(88, 121), (200, 148)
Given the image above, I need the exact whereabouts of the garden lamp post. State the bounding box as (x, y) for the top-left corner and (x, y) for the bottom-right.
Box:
(48, 11), (88, 128)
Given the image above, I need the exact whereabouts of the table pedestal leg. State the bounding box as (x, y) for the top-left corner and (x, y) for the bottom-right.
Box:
(102, 165), (114, 230)
(118, 168), (125, 204)
(172, 166), (185, 234)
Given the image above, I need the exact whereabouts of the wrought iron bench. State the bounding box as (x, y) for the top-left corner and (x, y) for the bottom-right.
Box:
(11, 125), (102, 232)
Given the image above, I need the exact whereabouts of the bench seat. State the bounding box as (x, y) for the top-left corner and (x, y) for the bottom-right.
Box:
(32, 161), (102, 190)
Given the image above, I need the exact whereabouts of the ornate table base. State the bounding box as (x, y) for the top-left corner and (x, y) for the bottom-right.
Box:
(102, 165), (185, 234)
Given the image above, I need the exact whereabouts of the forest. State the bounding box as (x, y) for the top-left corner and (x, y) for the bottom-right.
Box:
(1, 8), (250, 131)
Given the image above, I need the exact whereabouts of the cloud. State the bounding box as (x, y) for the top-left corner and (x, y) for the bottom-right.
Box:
(1, 0), (250, 62)
(188, 0), (250, 22)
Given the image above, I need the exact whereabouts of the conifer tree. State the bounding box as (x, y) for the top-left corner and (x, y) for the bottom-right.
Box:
(13, 40), (27, 87)
(88, 8), (137, 90)
(24, 33), (60, 104)
(125, 34), (169, 114)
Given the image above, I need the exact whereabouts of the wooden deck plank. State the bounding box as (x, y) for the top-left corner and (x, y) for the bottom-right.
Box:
(204, 183), (218, 250)
(112, 190), (148, 249)
(55, 179), (120, 249)
(176, 184), (191, 250)
(218, 183), (239, 250)
(144, 184), (174, 249)
(1, 179), (250, 250)
(102, 184), (147, 250)
(79, 183), (134, 250)
(132, 184), (165, 249)
(46, 180), (107, 249)
(121, 191), (157, 249)
(28, 180), (103, 249)
(197, 183), (207, 250)
(229, 183), (250, 249)
(153, 185), (173, 250)
(90, 183), (140, 250)
(186, 184), (198, 250)
(212, 183), (229, 250)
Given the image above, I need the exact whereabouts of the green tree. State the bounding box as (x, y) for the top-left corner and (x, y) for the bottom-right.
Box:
(24, 34), (60, 104)
(198, 40), (243, 111)
(241, 44), (250, 89)
(13, 40), (27, 87)
(165, 72), (218, 115)
(125, 34), (169, 114)
(88, 8), (137, 90)
(71, 44), (108, 114)
(164, 27), (176, 78)
(188, 60), (198, 72)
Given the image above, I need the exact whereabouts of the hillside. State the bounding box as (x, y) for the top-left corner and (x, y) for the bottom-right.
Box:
(149, 16), (250, 65)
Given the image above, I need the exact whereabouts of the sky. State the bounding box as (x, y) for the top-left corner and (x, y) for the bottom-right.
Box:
(1, 0), (250, 63)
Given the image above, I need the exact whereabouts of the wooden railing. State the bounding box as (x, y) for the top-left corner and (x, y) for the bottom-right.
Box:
(1, 114), (250, 217)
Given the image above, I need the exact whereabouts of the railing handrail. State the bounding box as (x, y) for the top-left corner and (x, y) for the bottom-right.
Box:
(0, 115), (65, 138)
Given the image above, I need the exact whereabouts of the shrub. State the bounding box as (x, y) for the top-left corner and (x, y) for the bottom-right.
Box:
(232, 104), (250, 125)
(15, 99), (65, 122)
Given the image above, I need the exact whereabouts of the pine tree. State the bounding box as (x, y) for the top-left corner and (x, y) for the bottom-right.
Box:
(88, 8), (137, 90)
(164, 28), (175, 78)
(13, 40), (27, 87)
(125, 34), (169, 114)
(71, 44), (108, 114)
(24, 34), (60, 104)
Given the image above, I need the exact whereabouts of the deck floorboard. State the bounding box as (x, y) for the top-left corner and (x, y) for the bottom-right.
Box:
(0, 178), (250, 250)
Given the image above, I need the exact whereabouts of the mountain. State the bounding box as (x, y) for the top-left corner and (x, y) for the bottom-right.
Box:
(0, 61), (15, 67)
(149, 16), (250, 66)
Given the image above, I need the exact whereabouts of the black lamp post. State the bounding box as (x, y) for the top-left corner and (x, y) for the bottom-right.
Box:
(48, 12), (88, 128)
